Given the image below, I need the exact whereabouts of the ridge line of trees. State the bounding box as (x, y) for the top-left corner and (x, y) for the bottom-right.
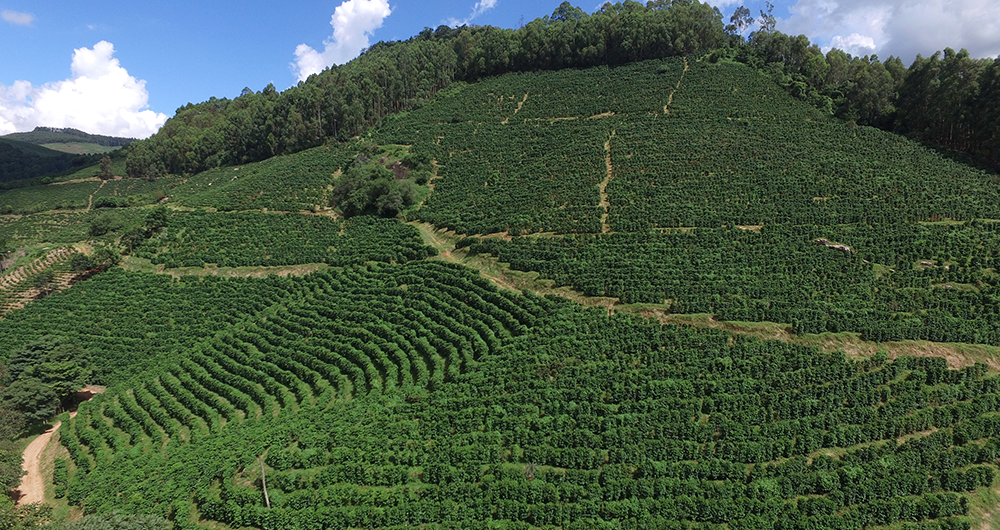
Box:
(124, 0), (1000, 180)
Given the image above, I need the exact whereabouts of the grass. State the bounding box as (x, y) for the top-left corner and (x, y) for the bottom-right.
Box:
(40, 143), (120, 156)
(964, 467), (1000, 530)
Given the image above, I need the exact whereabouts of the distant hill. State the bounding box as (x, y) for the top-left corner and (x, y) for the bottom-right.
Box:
(2, 126), (135, 156)
(3, 126), (135, 148)
(0, 137), (77, 182)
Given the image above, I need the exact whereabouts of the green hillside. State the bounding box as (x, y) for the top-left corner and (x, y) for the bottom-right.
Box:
(40, 143), (119, 156)
(0, 138), (78, 183)
(2, 4), (1000, 530)
(3, 127), (134, 149)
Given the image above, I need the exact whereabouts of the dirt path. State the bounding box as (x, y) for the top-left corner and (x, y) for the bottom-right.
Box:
(663, 58), (690, 115)
(86, 179), (107, 211)
(15, 418), (64, 505)
(598, 131), (617, 233)
(412, 222), (519, 292)
(501, 93), (529, 124)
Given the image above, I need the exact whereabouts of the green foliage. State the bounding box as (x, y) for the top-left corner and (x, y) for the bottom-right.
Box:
(0, 138), (77, 183)
(55, 513), (171, 530)
(53, 458), (68, 498)
(0, 270), (304, 384)
(132, 212), (433, 268)
(0, 497), (51, 530)
(89, 212), (124, 237)
(1, 378), (58, 425)
(99, 157), (114, 180)
(331, 155), (419, 217)
(170, 144), (354, 212)
(41, 262), (997, 529)
(0, 181), (98, 215)
(3, 127), (134, 149)
(126, 1), (725, 178)
(4, 336), (91, 415)
(0, 443), (24, 491)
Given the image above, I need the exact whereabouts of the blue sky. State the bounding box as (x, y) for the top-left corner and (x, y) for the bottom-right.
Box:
(1, 0), (998, 138)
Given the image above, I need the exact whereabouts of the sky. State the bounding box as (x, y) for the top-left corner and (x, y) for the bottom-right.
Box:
(0, 0), (998, 139)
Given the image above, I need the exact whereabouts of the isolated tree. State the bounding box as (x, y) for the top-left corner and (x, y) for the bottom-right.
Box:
(758, 2), (776, 33)
(726, 5), (753, 35)
(89, 211), (123, 237)
(5, 336), (91, 412)
(99, 156), (114, 180)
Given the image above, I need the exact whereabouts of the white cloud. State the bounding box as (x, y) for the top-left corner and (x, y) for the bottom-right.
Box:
(704, 0), (745, 11)
(2, 10), (34, 26)
(448, 0), (500, 27)
(829, 33), (878, 56)
(0, 41), (167, 138)
(781, 0), (1000, 63)
(292, 0), (392, 82)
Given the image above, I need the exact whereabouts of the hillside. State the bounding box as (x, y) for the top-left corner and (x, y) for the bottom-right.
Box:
(2, 127), (134, 155)
(0, 138), (78, 183)
(0, 49), (999, 530)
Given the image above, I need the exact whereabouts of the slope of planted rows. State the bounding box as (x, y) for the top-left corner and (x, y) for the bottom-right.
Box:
(0, 218), (433, 383)
(472, 220), (1000, 344)
(58, 262), (549, 521)
(374, 59), (691, 234)
(375, 57), (1000, 235)
(169, 144), (355, 212)
(383, 56), (1000, 344)
(133, 213), (434, 268)
(58, 262), (1000, 529)
(607, 60), (1000, 230)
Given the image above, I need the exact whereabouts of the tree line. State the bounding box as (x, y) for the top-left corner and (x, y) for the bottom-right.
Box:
(124, 0), (725, 178)
(123, 1), (1000, 181)
(726, 10), (1000, 172)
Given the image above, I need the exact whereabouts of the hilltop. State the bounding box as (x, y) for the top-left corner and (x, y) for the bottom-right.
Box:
(2, 127), (135, 155)
(1, 2), (1000, 529)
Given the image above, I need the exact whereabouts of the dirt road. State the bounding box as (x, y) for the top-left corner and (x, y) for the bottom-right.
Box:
(15, 420), (61, 505)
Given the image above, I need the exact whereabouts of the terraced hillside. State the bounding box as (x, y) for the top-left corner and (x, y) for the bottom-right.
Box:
(4, 55), (1000, 530)
(52, 261), (1000, 529)
(369, 57), (1000, 346)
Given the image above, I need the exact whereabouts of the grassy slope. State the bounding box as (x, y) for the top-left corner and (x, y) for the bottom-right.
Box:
(40, 143), (119, 155)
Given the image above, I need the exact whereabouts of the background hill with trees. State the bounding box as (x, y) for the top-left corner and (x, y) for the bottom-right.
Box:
(1, 1), (1000, 529)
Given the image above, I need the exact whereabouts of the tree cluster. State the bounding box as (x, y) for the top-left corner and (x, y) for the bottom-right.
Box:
(124, 1), (725, 178)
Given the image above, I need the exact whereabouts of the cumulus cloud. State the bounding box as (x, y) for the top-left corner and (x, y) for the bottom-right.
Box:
(781, 0), (1000, 63)
(292, 0), (392, 82)
(2, 10), (34, 26)
(448, 0), (500, 27)
(0, 41), (167, 138)
(703, 0), (745, 11)
(829, 33), (878, 56)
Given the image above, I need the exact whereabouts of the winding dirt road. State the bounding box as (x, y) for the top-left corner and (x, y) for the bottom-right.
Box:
(15, 419), (62, 506)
